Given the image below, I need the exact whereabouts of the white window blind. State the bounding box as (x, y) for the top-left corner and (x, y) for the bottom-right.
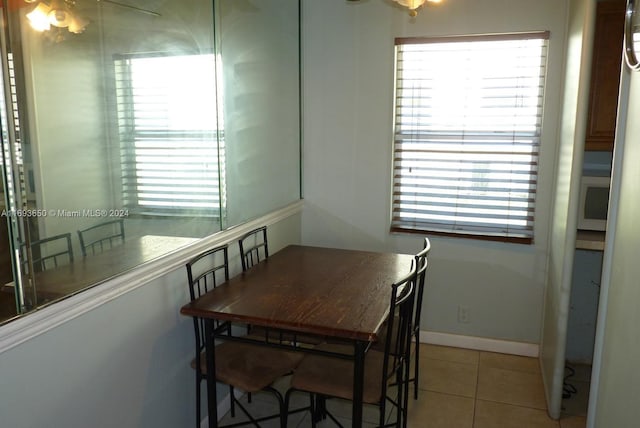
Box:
(114, 53), (224, 217)
(392, 32), (549, 242)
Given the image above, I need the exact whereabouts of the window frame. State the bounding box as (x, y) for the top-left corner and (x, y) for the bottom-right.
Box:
(390, 32), (550, 244)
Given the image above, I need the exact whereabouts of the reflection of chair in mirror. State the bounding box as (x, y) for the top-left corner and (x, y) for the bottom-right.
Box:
(77, 219), (125, 257)
(238, 226), (269, 272)
(21, 233), (74, 273)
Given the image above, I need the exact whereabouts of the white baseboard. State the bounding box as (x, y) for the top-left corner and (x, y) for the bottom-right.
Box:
(420, 330), (539, 357)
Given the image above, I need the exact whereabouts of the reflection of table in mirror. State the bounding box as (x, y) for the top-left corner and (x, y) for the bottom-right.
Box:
(30, 235), (198, 302)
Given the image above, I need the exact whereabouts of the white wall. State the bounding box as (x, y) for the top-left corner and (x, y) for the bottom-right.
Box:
(539, 0), (595, 418)
(220, 0), (302, 227)
(0, 211), (301, 428)
(301, 0), (568, 345)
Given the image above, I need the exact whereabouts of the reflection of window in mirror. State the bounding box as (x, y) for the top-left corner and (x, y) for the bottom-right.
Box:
(113, 53), (225, 218)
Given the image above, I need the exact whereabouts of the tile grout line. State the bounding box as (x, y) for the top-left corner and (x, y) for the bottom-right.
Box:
(472, 351), (481, 428)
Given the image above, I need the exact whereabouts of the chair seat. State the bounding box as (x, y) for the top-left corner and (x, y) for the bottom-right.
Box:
(192, 341), (304, 393)
(290, 344), (386, 404)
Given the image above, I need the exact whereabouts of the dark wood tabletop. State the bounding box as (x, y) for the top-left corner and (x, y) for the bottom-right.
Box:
(180, 244), (414, 342)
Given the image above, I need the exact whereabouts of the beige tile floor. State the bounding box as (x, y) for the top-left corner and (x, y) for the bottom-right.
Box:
(218, 344), (588, 428)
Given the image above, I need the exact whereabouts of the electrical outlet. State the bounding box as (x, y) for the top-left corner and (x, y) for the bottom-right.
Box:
(457, 305), (470, 323)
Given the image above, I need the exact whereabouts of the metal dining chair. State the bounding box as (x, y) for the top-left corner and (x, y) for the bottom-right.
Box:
(283, 265), (418, 428)
(77, 219), (125, 256)
(186, 244), (303, 428)
(372, 237), (431, 400)
(238, 226), (324, 347)
(409, 237), (431, 399)
(238, 226), (269, 272)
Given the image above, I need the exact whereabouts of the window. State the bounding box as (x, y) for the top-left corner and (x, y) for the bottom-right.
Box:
(391, 32), (549, 243)
(114, 53), (224, 217)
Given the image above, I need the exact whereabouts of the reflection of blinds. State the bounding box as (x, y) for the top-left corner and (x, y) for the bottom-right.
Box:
(114, 53), (223, 216)
(392, 33), (549, 243)
(2, 53), (25, 206)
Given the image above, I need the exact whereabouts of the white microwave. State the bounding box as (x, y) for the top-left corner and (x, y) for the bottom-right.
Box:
(578, 176), (610, 231)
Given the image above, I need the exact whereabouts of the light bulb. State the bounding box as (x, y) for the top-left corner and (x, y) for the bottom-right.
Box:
(26, 3), (52, 32)
(48, 0), (72, 28)
(393, 0), (428, 16)
(68, 15), (89, 34)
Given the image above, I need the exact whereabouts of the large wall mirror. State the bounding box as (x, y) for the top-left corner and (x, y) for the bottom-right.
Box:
(0, 0), (301, 324)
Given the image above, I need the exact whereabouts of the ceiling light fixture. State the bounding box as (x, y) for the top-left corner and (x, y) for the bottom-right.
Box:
(347, 0), (443, 17)
(391, 0), (442, 17)
(25, 0), (88, 36)
(23, 0), (160, 42)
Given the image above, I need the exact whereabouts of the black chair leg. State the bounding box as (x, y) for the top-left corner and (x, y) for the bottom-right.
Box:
(230, 385), (236, 417)
(379, 397), (387, 427)
(283, 389), (294, 428)
(271, 388), (287, 428)
(316, 395), (329, 422)
(413, 332), (420, 400)
(395, 365), (405, 428)
(403, 361), (410, 428)
(310, 394), (317, 428)
(196, 377), (201, 428)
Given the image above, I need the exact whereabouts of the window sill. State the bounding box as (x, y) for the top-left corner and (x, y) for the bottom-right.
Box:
(390, 226), (533, 245)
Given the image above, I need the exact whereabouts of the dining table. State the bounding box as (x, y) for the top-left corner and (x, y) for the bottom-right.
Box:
(180, 244), (414, 428)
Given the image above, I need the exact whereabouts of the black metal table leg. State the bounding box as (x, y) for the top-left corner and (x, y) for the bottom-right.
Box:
(352, 340), (367, 428)
(205, 319), (218, 428)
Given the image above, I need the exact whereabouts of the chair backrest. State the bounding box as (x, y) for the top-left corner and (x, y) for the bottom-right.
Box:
(186, 244), (230, 354)
(21, 233), (74, 273)
(238, 226), (269, 272)
(412, 237), (431, 334)
(380, 266), (417, 395)
(77, 219), (125, 257)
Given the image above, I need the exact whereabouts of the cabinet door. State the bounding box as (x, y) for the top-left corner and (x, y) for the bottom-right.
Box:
(585, 1), (625, 151)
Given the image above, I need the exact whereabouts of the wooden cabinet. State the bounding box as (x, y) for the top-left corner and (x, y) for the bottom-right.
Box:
(585, 0), (625, 151)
